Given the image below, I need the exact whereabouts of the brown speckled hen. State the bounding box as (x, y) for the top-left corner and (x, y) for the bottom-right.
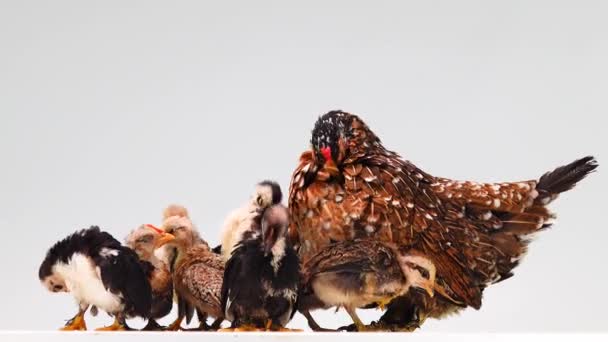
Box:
(299, 239), (435, 331)
(158, 215), (225, 330)
(289, 110), (598, 331)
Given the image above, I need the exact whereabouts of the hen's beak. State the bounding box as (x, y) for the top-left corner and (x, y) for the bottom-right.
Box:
(322, 159), (340, 176)
(155, 233), (175, 248)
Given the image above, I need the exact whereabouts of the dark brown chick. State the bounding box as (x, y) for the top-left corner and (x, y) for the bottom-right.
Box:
(158, 215), (225, 330)
(125, 224), (174, 330)
(299, 239), (435, 331)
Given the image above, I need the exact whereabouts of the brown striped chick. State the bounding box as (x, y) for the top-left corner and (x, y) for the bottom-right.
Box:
(156, 204), (209, 330)
(125, 224), (174, 331)
(158, 214), (225, 331)
(219, 180), (282, 262)
(299, 239), (435, 332)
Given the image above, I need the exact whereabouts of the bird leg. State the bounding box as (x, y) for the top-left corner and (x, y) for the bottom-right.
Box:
(60, 307), (88, 331)
(165, 315), (185, 331)
(302, 310), (335, 332)
(181, 312), (209, 331)
(209, 317), (224, 331)
(371, 298), (425, 332)
(339, 307), (367, 332)
(96, 314), (131, 331)
(141, 319), (165, 331)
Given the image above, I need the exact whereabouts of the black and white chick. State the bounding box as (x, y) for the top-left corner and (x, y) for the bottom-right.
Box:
(221, 204), (300, 331)
(39, 226), (152, 331)
(219, 180), (282, 262)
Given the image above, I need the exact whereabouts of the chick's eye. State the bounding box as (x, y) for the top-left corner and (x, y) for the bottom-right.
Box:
(53, 285), (63, 291)
(256, 196), (264, 206)
(137, 236), (152, 244)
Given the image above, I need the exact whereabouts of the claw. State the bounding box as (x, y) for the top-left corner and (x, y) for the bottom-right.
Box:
(141, 319), (165, 331)
(95, 316), (130, 331)
(60, 312), (87, 331)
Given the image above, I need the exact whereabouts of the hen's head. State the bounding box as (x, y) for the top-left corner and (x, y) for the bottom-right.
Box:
(311, 110), (380, 173)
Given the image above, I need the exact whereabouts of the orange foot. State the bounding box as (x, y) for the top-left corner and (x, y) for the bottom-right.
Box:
(95, 317), (129, 331)
(60, 313), (87, 331)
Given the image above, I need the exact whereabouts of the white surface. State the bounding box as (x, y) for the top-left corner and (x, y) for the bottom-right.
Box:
(2, 332), (608, 342)
(1, 0), (606, 332)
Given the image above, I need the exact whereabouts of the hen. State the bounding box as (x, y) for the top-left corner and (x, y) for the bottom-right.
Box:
(288, 110), (598, 331)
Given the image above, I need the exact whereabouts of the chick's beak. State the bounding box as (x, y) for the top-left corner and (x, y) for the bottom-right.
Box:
(263, 227), (277, 256)
(420, 283), (435, 298)
(155, 233), (175, 248)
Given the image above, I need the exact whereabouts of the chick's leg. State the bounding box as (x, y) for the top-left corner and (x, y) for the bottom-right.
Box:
(372, 296), (424, 332)
(60, 305), (88, 331)
(141, 319), (164, 331)
(302, 311), (335, 332)
(96, 313), (131, 331)
(340, 307), (366, 332)
(165, 315), (185, 331)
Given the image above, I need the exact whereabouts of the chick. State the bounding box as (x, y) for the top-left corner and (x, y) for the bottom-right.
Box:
(39, 226), (152, 331)
(221, 204), (300, 331)
(158, 214), (225, 330)
(156, 204), (209, 330)
(298, 239), (436, 332)
(125, 224), (175, 330)
(219, 180), (282, 262)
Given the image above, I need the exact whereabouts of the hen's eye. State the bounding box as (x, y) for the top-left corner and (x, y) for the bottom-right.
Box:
(256, 196), (264, 206)
(53, 285), (63, 292)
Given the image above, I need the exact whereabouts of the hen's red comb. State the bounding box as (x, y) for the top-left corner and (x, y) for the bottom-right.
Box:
(145, 224), (164, 234)
(321, 147), (332, 161)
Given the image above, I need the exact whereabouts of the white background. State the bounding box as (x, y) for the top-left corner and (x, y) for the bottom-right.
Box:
(0, 0), (606, 332)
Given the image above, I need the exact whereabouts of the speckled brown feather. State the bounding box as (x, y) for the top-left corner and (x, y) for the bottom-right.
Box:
(302, 239), (403, 288)
(289, 111), (597, 317)
(174, 244), (224, 318)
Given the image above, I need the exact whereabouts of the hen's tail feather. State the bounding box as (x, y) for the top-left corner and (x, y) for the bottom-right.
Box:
(486, 156), (597, 286)
(536, 156), (598, 201)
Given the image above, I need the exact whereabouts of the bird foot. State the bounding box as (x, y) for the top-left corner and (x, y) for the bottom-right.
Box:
(365, 320), (421, 332)
(219, 324), (266, 332)
(165, 319), (185, 331)
(337, 323), (367, 332)
(95, 320), (131, 331)
(141, 320), (165, 331)
(181, 323), (210, 332)
(95, 325), (129, 331)
(60, 315), (87, 331)
(274, 327), (303, 332)
(338, 320), (419, 332)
